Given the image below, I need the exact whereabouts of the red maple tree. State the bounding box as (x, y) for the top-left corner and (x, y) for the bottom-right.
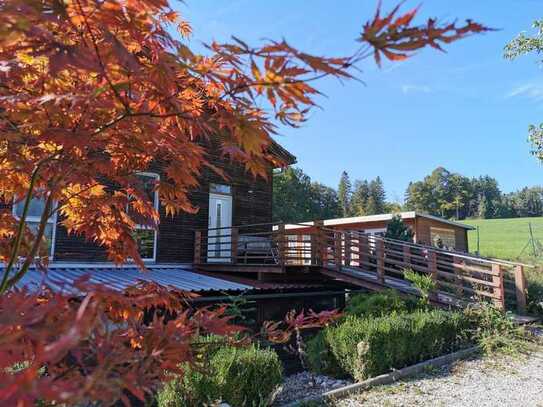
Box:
(0, 0), (490, 404)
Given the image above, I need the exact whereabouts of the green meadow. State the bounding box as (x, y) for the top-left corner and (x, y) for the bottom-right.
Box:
(463, 217), (543, 261)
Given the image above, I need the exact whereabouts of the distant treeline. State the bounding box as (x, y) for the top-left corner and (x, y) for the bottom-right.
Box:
(272, 166), (543, 223)
(404, 166), (543, 220)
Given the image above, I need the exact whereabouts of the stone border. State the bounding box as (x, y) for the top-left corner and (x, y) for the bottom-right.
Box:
(282, 346), (480, 406)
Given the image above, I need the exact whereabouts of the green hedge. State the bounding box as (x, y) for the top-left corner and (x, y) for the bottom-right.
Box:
(344, 290), (419, 318)
(310, 310), (472, 381)
(157, 343), (283, 407)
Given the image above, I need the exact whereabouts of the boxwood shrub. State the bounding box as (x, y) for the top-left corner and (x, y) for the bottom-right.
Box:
(311, 309), (472, 381)
(157, 343), (283, 407)
(344, 290), (419, 318)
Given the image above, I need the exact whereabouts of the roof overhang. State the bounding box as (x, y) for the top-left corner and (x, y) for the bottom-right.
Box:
(284, 211), (475, 231)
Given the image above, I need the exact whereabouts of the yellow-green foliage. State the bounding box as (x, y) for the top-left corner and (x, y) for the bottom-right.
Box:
(344, 290), (419, 318)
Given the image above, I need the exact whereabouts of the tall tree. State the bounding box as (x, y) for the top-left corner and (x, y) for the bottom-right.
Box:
(273, 167), (341, 222)
(273, 167), (314, 223)
(338, 171), (352, 217)
(310, 182), (342, 220)
(367, 176), (386, 215)
(352, 179), (370, 216)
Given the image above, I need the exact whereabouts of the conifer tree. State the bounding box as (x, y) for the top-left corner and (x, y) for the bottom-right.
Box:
(338, 171), (352, 217)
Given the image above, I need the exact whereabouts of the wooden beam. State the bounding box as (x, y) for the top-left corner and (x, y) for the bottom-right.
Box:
(514, 265), (527, 313)
(376, 239), (385, 284)
(492, 263), (505, 310)
(194, 230), (202, 264)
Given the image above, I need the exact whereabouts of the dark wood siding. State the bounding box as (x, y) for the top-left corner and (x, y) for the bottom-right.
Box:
(53, 149), (273, 263)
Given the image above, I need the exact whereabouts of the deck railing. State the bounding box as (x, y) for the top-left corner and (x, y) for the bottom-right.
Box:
(194, 222), (528, 312)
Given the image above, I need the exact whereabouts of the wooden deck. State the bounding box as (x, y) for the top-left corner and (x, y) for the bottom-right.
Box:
(194, 221), (529, 312)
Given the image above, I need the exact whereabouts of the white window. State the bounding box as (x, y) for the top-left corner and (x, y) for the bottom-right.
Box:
(210, 183), (232, 195)
(129, 172), (159, 261)
(12, 196), (57, 259)
(430, 227), (456, 250)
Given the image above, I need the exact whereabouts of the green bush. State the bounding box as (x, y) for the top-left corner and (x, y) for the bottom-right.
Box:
(157, 364), (220, 407)
(463, 302), (533, 355)
(157, 343), (283, 407)
(306, 331), (344, 378)
(320, 310), (472, 381)
(525, 267), (543, 316)
(344, 290), (419, 318)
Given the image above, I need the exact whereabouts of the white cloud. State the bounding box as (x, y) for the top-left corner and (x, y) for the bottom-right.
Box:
(506, 83), (543, 102)
(401, 84), (432, 94)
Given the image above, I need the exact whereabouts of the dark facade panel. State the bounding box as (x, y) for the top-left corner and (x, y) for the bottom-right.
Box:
(53, 152), (273, 263)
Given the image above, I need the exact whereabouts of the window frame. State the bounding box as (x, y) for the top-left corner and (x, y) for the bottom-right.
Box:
(131, 172), (160, 262)
(430, 226), (456, 250)
(12, 196), (58, 260)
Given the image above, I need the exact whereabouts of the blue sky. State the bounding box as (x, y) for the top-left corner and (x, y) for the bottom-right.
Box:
(181, 0), (543, 203)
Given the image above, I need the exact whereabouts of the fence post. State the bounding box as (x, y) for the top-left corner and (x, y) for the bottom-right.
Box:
(403, 245), (410, 267)
(428, 251), (438, 300)
(277, 224), (286, 267)
(453, 256), (464, 298)
(334, 231), (343, 272)
(344, 232), (351, 267)
(230, 227), (238, 264)
(194, 230), (202, 264)
(358, 234), (368, 269)
(376, 239), (385, 285)
(492, 263), (505, 310)
(311, 220), (324, 266)
(514, 265), (527, 313)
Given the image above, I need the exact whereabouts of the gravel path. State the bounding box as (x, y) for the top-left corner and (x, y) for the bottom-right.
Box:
(334, 349), (543, 407)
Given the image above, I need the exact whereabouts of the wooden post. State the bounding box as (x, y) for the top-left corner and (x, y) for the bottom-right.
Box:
(277, 224), (286, 267)
(514, 265), (527, 313)
(194, 230), (202, 264)
(403, 245), (410, 268)
(230, 227), (238, 264)
(376, 239), (385, 284)
(453, 256), (464, 298)
(358, 234), (367, 269)
(344, 232), (351, 267)
(334, 231), (343, 271)
(311, 220), (324, 266)
(492, 263), (505, 310)
(428, 251), (438, 300)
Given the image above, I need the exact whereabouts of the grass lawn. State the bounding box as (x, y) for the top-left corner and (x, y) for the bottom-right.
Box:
(463, 217), (543, 261)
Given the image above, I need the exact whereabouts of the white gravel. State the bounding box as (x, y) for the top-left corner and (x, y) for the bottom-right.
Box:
(334, 349), (543, 407)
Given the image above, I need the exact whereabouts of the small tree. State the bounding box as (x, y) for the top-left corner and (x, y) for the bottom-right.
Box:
(385, 214), (414, 242)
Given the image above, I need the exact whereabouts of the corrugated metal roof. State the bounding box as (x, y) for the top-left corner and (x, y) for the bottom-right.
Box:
(13, 263), (252, 293)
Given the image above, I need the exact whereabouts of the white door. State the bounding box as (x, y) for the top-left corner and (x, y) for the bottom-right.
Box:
(208, 193), (233, 262)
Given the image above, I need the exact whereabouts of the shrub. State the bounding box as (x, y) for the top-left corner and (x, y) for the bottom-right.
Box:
(404, 269), (436, 307)
(157, 364), (220, 407)
(344, 290), (418, 318)
(323, 310), (472, 381)
(525, 267), (543, 316)
(306, 331), (344, 378)
(463, 302), (534, 355)
(157, 343), (283, 407)
(213, 345), (283, 407)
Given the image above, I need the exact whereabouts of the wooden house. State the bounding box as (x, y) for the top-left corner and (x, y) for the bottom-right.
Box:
(283, 212), (475, 252)
(9, 141), (528, 316)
